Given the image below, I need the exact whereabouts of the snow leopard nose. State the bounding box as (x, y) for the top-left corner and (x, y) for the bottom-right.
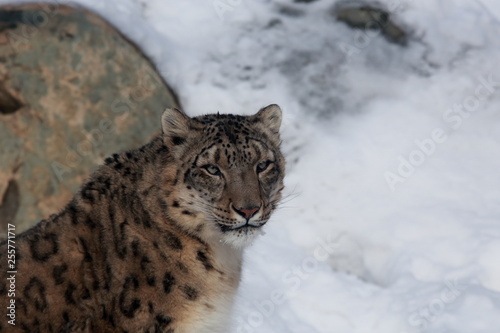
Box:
(233, 206), (260, 220)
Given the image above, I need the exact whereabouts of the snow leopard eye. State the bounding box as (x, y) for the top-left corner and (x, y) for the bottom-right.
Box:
(256, 160), (272, 174)
(202, 164), (222, 176)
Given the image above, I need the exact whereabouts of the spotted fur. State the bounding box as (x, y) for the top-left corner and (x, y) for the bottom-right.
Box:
(0, 104), (285, 332)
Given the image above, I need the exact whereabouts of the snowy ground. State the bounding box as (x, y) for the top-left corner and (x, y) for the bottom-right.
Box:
(4, 0), (500, 331)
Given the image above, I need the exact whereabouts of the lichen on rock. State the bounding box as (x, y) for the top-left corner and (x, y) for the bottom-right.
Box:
(0, 4), (179, 234)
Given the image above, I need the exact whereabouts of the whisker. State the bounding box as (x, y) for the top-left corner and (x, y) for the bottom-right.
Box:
(270, 192), (299, 207)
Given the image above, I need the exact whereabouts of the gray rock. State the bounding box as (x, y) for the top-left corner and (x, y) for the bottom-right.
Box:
(333, 0), (408, 45)
(0, 4), (179, 234)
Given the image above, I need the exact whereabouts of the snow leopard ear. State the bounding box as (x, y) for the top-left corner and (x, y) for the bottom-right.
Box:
(253, 104), (282, 140)
(161, 107), (191, 148)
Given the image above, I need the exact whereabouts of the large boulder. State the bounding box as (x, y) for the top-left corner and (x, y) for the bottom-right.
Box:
(0, 4), (179, 234)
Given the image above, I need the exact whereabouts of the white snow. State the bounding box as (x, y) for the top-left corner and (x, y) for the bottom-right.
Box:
(3, 0), (500, 331)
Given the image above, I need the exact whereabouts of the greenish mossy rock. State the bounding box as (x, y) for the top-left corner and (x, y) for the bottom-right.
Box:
(0, 4), (179, 234)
